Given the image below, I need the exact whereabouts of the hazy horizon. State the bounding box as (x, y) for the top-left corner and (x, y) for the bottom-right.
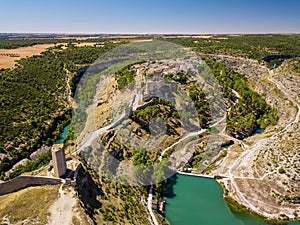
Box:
(1, 0), (299, 34)
(1, 32), (300, 35)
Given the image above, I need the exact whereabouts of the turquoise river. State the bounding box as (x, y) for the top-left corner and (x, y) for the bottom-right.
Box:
(55, 124), (71, 144)
(163, 174), (300, 225)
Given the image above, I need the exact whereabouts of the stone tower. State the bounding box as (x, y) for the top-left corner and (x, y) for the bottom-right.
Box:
(51, 144), (67, 178)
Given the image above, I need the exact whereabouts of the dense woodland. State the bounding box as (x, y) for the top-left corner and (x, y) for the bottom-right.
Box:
(0, 38), (69, 49)
(167, 34), (300, 66)
(0, 43), (118, 178)
(204, 58), (278, 138)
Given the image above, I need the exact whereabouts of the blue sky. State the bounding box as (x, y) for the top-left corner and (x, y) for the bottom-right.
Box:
(0, 0), (299, 33)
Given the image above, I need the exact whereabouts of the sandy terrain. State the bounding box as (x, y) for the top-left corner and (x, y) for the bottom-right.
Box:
(0, 181), (91, 224)
(47, 184), (77, 225)
(0, 44), (55, 68)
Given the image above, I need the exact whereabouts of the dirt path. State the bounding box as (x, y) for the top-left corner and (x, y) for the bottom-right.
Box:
(47, 184), (77, 225)
(147, 185), (159, 225)
(222, 68), (300, 219)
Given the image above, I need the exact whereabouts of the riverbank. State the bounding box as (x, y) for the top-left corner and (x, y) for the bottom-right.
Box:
(223, 192), (300, 225)
(163, 174), (300, 225)
(55, 124), (71, 144)
(219, 180), (300, 225)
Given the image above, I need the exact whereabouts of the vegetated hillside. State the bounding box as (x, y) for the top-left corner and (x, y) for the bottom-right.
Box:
(76, 64), (195, 225)
(76, 158), (167, 225)
(207, 58), (300, 223)
(0, 43), (118, 179)
(90, 60), (277, 176)
(77, 58), (278, 224)
(204, 58), (278, 139)
(0, 52), (70, 177)
(165, 36), (281, 138)
(167, 34), (300, 62)
(282, 57), (300, 74)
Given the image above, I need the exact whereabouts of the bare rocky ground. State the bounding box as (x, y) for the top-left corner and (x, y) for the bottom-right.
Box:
(47, 184), (93, 225)
(209, 55), (300, 221)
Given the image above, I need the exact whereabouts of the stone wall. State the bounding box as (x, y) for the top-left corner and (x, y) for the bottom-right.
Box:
(0, 176), (62, 195)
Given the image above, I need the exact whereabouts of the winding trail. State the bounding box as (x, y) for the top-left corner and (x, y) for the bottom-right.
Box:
(76, 94), (140, 154)
(76, 93), (161, 224)
(224, 69), (300, 219)
(159, 114), (226, 160)
(159, 129), (207, 160)
(267, 75), (300, 136)
(78, 112), (126, 152)
(147, 185), (159, 225)
(77, 92), (227, 225)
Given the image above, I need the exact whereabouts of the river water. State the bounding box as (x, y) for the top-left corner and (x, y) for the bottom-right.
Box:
(55, 124), (70, 144)
(163, 174), (300, 225)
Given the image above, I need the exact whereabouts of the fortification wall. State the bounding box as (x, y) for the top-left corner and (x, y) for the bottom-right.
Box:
(0, 176), (62, 195)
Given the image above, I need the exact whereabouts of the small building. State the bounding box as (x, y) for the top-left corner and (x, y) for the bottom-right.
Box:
(152, 198), (158, 210)
(51, 144), (67, 178)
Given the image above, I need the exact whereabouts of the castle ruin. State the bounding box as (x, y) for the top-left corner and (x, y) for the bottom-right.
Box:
(51, 144), (67, 178)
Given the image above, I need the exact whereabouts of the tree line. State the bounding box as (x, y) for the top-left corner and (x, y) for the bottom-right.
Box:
(0, 43), (118, 178)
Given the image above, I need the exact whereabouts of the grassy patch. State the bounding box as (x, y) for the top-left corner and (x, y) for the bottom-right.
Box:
(0, 185), (60, 224)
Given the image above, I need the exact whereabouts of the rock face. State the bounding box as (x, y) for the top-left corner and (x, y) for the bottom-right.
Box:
(30, 146), (50, 162)
(51, 144), (67, 178)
